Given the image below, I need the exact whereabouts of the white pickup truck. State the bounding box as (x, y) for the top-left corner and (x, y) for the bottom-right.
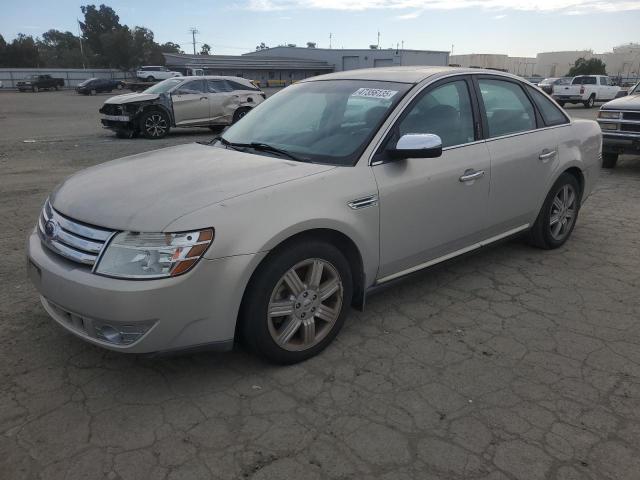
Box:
(553, 75), (620, 108)
(135, 66), (182, 82)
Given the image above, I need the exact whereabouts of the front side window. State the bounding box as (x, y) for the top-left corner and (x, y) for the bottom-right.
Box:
(527, 87), (569, 126)
(222, 80), (411, 165)
(600, 77), (607, 86)
(397, 80), (475, 148)
(478, 79), (536, 138)
(178, 80), (205, 94)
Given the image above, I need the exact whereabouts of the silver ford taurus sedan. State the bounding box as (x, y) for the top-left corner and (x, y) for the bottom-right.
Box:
(27, 67), (601, 363)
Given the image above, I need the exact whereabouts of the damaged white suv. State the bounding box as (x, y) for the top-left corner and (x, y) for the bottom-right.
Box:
(99, 76), (266, 139)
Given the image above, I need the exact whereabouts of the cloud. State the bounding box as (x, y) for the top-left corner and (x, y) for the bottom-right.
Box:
(396, 10), (422, 19)
(493, 14), (507, 19)
(241, 0), (640, 15)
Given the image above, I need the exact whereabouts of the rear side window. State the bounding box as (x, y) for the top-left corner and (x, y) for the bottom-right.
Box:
(227, 80), (258, 91)
(478, 79), (536, 138)
(527, 87), (569, 126)
(573, 76), (597, 85)
(208, 80), (233, 93)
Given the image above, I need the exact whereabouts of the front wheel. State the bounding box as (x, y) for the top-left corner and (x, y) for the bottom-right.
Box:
(527, 173), (580, 250)
(145, 76), (155, 82)
(140, 110), (170, 139)
(602, 153), (618, 169)
(90, 89), (97, 95)
(240, 241), (353, 364)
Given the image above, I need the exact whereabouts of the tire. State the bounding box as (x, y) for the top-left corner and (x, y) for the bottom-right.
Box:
(90, 89), (97, 95)
(117, 83), (124, 90)
(139, 109), (170, 139)
(583, 95), (595, 108)
(240, 240), (353, 364)
(602, 153), (618, 169)
(527, 173), (580, 250)
(33, 86), (38, 93)
(54, 85), (59, 91)
(232, 107), (251, 124)
(146, 76), (155, 82)
(115, 129), (135, 139)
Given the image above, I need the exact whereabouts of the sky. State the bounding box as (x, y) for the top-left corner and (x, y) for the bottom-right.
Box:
(1, 0), (639, 57)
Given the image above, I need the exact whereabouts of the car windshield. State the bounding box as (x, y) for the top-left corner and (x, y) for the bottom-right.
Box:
(631, 83), (640, 95)
(79, 78), (98, 86)
(144, 78), (183, 94)
(539, 78), (557, 85)
(220, 80), (411, 166)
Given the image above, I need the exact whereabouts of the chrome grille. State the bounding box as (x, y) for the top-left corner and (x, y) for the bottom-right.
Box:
(38, 200), (115, 266)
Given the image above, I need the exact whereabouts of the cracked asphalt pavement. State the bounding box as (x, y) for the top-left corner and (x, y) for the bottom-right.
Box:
(1, 91), (639, 479)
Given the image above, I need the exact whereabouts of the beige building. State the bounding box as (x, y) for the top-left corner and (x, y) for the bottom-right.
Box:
(449, 53), (536, 76)
(535, 44), (640, 78)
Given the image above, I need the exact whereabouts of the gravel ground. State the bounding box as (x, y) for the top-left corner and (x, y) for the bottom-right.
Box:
(1, 90), (640, 480)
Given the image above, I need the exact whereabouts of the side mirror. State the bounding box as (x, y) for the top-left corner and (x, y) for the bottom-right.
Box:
(387, 133), (443, 159)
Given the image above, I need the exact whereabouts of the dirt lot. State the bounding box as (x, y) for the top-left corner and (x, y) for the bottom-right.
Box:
(1, 90), (640, 480)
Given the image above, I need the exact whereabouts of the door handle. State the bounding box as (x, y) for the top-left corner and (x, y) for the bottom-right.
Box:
(539, 150), (557, 161)
(459, 169), (485, 182)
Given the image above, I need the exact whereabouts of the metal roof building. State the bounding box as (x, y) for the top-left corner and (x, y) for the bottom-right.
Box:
(243, 46), (450, 72)
(162, 53), (333, 85)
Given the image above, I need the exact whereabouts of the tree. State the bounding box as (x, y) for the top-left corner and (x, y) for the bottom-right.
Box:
(160, 42), (182, 54)
(200, 43), (211, 55)
(79, 4), (123, 61)
(3, 34), (40, 67)
(255, 42), (269, 51)
(38, 30), (85, 68)
(568, 57), (607, 76)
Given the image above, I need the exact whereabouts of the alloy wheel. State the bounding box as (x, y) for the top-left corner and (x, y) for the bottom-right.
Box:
(549, 184), (577, 241)
(267, 258), (343, 352)
(144, 114), (167, 137)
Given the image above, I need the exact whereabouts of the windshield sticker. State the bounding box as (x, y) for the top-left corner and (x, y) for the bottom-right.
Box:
(351, 88), (398, 99)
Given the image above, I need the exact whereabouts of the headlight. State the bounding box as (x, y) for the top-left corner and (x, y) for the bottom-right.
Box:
(95, 229), (214, 279)
(598, 111), (621, 119)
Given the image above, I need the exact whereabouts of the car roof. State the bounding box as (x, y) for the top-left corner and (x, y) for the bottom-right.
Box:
(300, 66), (528, 84)
(181, 75), (255, 83)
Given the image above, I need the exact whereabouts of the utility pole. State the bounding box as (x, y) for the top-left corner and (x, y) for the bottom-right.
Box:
(329, 32), (332, 49)
(401, 40), (404, 50)
(189, 28), (199, 55)
(377, 31), (380, 49)
(77, 19), (86, 69)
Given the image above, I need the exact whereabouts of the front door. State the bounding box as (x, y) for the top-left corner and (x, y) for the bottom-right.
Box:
(373, 77), (491, 279)
(172, 80), (210, 126)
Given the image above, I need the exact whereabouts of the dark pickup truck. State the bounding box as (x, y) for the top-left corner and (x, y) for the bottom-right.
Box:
(597, 82), (640, 168)
(17, 74), (65, 92)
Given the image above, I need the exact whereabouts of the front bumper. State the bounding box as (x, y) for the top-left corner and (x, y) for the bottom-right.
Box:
(602, 132), (640, 155)
(26, 229), (266, 354)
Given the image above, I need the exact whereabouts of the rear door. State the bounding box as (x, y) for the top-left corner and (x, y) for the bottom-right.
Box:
(206, 79), (237, 125)
(172, 80), (210, 126)
(475, 76), (565, 235)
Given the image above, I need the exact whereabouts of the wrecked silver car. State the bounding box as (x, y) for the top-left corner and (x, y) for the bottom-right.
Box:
(99, 76), (266, 139)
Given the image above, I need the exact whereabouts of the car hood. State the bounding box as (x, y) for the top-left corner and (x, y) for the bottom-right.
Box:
(50, 143), (335, 232)
(602, 94), (640, 111)
(104, 92), (160, 104)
